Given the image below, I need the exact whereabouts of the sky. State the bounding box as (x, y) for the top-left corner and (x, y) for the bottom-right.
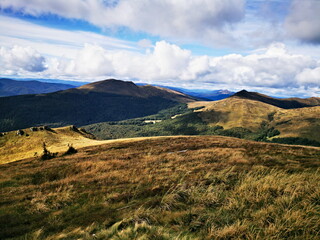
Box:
(0, 0), (319, 97)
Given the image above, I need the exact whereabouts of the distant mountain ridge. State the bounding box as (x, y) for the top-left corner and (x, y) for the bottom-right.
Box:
(83, 89), (320, 144)
(232, 90), (320, 109)
(0, 78), (75, 97)
(138, 83), (234, 100)
(0, 79), (195, 132)
(76, 79), (193, 102)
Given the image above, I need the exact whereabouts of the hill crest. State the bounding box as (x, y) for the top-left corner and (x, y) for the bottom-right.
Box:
(0, 125), (101, 164)
(77, 79), (195, 102)
(231, 90), (320, 109)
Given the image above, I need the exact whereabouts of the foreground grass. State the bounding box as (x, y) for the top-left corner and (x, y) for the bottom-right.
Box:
(0, 136), (319, 239)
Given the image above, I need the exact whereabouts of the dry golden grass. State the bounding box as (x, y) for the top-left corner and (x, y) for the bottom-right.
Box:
(189, 98), (320, 142)
(193, 97), (279, 130)
(0, 135), (319, 239)
(0, 126), (193, 164)
(188, 101), (212, 109)
(0, 126), (107, 164)
(272, 106), (320, 141)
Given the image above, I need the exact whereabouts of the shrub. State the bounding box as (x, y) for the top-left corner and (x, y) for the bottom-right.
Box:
(40, 142), (57, 160)
(63, 144), (78, 156)
(271, 137), (320, 147)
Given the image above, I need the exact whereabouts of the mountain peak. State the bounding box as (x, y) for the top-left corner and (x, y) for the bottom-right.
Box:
(231, 90), (320, 109)
(79, 79), (136, 90)
(76, 79), (194, 102)
(77, 79), (142, 96)
(233, 89), (250, 97)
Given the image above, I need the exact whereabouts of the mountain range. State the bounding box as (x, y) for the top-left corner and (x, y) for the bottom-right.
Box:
(1, 78), (319, 239)
(0, 79), (195, 132)
(1, 78), (319, 145)
(82, 87), (320, 144)
(138, 84), (235, 100)
(0, 78), (75, 97)
(2, 78), (234, 100)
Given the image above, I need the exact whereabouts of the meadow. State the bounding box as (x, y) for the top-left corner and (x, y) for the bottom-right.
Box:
(1, 136), (319, 239)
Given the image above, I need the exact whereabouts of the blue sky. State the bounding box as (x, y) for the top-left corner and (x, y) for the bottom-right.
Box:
(0, 0), (319, 97)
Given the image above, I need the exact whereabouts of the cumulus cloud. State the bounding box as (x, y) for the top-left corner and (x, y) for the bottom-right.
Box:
(67, 44), (114, 77)
(296, 67), (320, 86)
(44, 41), (320, 91)
(285, 0), (320, 44)
(2, 41), (319, 97)
(0, 0), (245, 45)
(204, 43), (318, 88)
(0, 45), (46, 73)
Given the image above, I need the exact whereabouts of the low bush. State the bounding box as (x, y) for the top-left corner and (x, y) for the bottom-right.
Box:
(40, 143), (57, 160)
(63, 144), (78, 156)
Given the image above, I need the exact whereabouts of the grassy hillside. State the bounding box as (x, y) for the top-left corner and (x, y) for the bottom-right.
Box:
(188, 98), (320, 143)
(0, 126), (104, 164)
(83, 99), (320, 147)
(272, 106), (320, 141)
(0, 136), (319, 239)
(194, 97), (280, 131)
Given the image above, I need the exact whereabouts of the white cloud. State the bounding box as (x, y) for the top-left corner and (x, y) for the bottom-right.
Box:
(0, 0), (245, 46)
(0, 15), (137, 59)
(285, 0), (320, 44)
(202, 43), (318, 89)
(1, 41), (319, 97)
(0, 45), (46, 73)
(137, 39), (153, 48)
(45, 42), (320, 95)
(296, 67), (320, 86)
(67, 44), (114, 77)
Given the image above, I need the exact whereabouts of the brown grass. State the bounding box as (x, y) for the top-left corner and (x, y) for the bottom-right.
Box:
(0, 135), (319, 239)
(0, 126), (181, 164)
(188, 98), (320, 142)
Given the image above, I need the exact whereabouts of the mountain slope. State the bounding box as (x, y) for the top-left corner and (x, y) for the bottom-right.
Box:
(0, 79), (195, 132)
(77, 79), (193, 102)
(195, 97), (280, 131)
(272, 106), (320, 140)
(188, 92), (320, 142)
(0, 78), (74, 97)
(233, 90), (320, 109)
(83, 90), (320, 144)
(0, 126), (102, 164)
(1, 135), (319, 239)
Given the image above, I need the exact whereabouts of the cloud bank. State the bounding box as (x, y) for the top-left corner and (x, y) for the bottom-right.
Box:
(1, 0), (320, 46)
(1, 41), (319, 97)
(0, 1), (319, 96)
(0, 45), (46, 74)
(0, 0), (245, 45)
